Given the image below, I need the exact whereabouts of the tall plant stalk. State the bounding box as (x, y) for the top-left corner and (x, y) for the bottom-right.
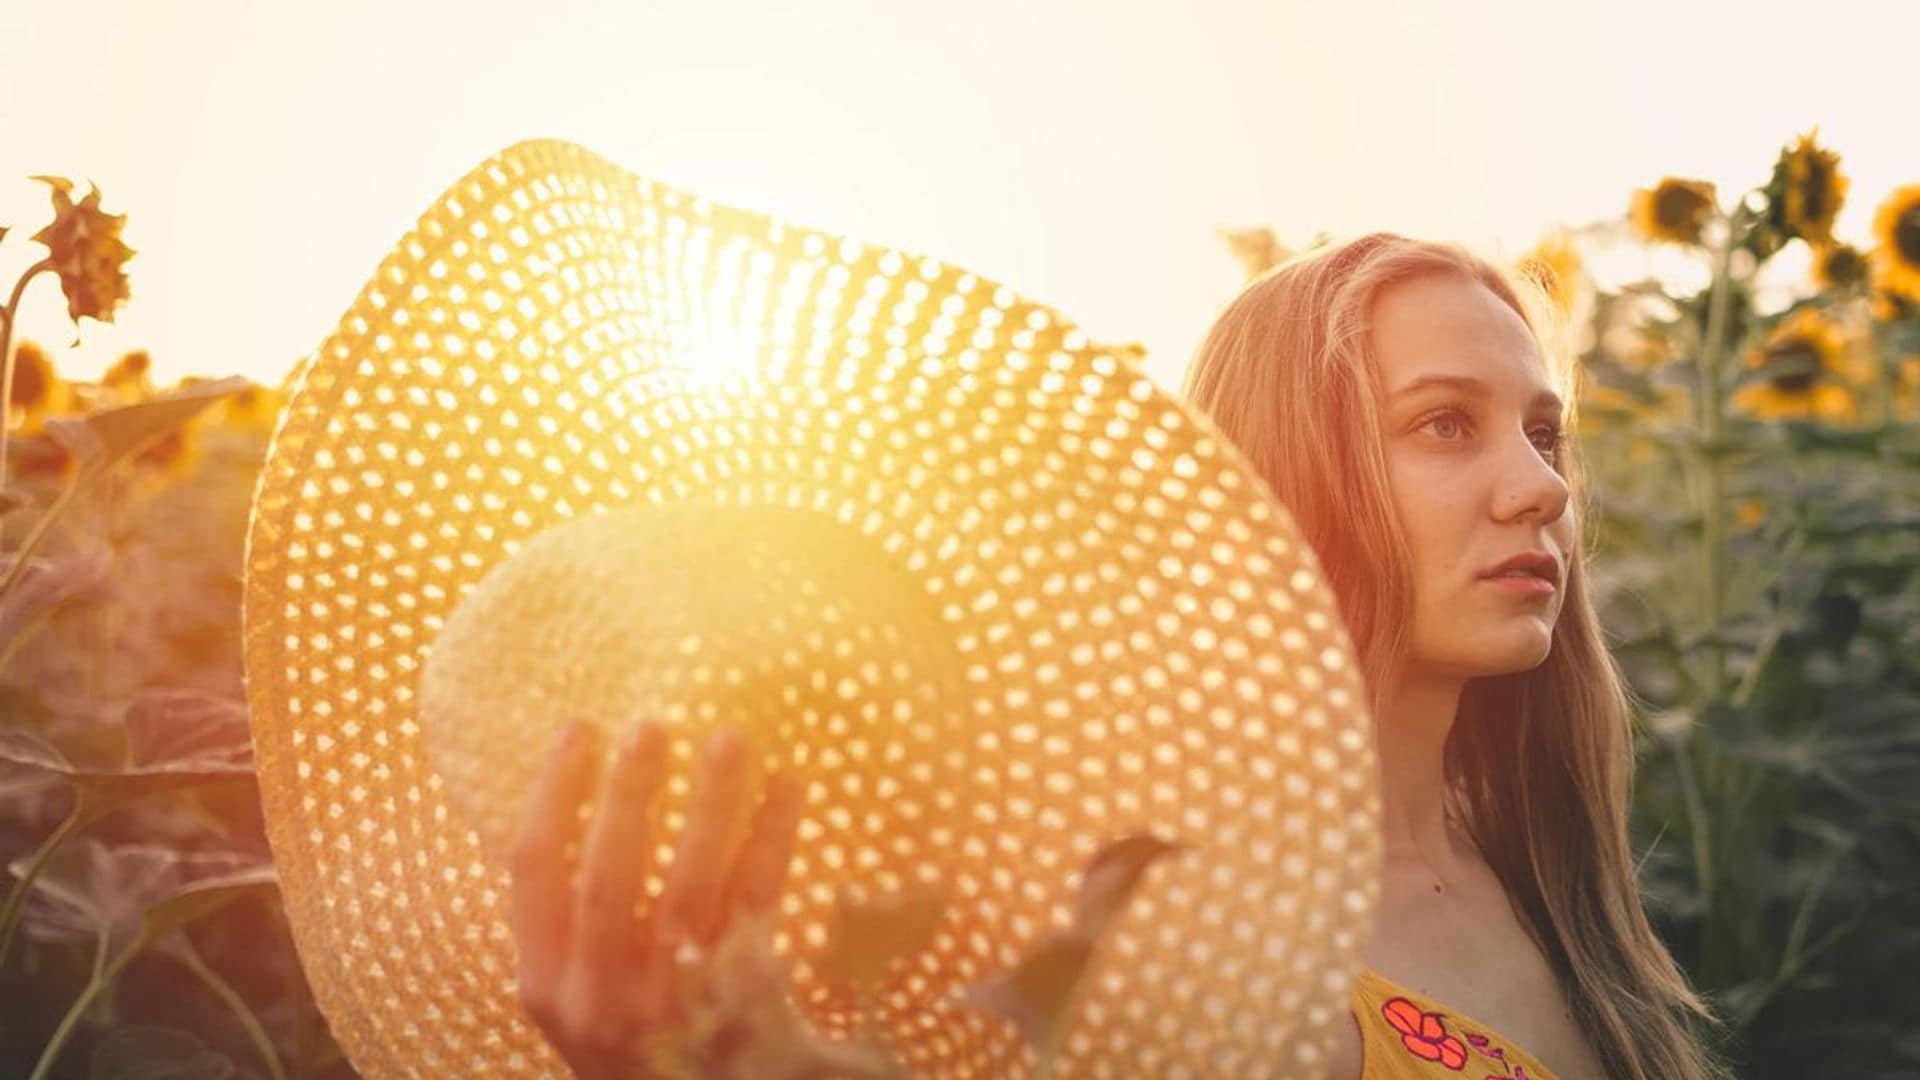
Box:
(0, 259), (56, 483)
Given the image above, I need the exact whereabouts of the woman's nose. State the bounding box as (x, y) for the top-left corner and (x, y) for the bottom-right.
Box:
(1493, 432), (1571, 524)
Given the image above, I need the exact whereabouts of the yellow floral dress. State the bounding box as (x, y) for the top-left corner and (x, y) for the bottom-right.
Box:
(1349, 968), (1562, 1080)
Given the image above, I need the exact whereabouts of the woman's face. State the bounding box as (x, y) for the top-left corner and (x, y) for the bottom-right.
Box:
(1372, 273), (1575, 679)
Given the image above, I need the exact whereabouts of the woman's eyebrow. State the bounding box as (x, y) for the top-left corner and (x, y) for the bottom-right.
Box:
(1391, 373), (1564, 414)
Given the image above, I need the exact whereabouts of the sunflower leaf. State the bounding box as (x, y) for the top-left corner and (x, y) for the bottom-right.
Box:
(1073, 832), (1185, 940)
(71, 377), (251, 485)
(87, 1023), (239, 1080)
(682, 911), (903, 1080)
(959, 928), (1095, 1056)
(814, 879), (950, 993)
(0, 725), (255, 813)
(139, 863), (278, 944)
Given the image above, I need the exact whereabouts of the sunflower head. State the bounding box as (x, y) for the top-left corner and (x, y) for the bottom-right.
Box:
(10, 340), (56, 413)
(1893, 354), (1920, 423)
(1764, 130), (1850, 247)
(102, 349), (154, 402)
(1517, 229), (1584, 313)
(1811, 243), (1868, 291)
(1219, 227), (1286, 281)
(27, 176), (135, 325)
(1870, 183), (1920, 307)
(216, 381), (287, 435)
(1630, 178), (1717, 245)
(1731, 307), (1863, 424)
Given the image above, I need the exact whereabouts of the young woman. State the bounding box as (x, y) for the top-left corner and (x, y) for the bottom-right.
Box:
(1181, 234), (1724, 1079)
(510, 233), (1726, 1079)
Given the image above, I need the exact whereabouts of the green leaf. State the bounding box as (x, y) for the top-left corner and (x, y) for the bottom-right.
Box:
(0, 728), (254, 815)
(121, 688), (253, 768)
(681, 911), (902, 1080)
(87, 1024), (238, 1080)
(959, 833), (1185, 1059)
(1073, 832), (1185, 939)
(6, 839), (267, 958)
(139, 863), (278, 943)
(814, 879), (950, 992)
(0, 546), (113, 655)
(67, 376), (250, 484)
(959, 929), (1094, 1055)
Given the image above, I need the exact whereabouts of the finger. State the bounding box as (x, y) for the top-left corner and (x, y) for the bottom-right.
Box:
(510, 720), (602, 1024)
(722, 769), (806, 920)
(655, 728), (750, 948)
(569, 721), (670, 1005)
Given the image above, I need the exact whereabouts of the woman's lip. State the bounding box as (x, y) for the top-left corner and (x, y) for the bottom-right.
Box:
(1481, 574), (1556, 596)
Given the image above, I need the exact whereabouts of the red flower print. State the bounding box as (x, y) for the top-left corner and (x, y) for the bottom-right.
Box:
(1382, 997), (1469, 1070)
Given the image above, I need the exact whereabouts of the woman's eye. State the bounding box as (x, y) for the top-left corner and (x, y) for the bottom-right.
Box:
(1419, 409), (1470, 440)
(1417, 410), (1563, 461)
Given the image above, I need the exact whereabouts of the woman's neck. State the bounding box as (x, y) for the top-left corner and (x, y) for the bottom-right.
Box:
(1376, 671), (1480, 879)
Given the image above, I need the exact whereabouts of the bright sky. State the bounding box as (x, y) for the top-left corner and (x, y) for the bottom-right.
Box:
(2, 0), (1913, 392)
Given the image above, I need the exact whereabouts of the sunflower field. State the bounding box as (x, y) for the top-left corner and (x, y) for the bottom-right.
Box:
(2, 131), (1918, 1078)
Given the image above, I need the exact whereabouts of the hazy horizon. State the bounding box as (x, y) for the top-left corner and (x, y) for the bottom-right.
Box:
(3, 0), (1912, 393)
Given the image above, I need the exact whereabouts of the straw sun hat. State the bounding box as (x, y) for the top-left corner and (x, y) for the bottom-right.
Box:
(240, 139), (1381, 1077)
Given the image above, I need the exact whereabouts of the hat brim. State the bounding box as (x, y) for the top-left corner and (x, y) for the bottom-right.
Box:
(243, 139), (1379, 1077)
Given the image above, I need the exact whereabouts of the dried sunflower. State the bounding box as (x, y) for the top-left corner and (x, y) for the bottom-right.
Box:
(1764, 131), (1849, 246)
(1811, 242), (1868, 291)
(1630, 178), (1717, 246)
(27, 176), (135, 324)
(1870, 183), (1920, 306)
(1730, 308), (1863, 424)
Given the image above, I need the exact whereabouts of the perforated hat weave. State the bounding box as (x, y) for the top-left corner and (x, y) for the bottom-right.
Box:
(241, 139), (1382, 1078)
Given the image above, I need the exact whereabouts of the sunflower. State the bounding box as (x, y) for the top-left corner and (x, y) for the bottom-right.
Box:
(27, 176), (135, 324)
(1630, 178), (1717, 245)
(102, 349), (154, 403)
(1892, 354), (1920, 423)
(1734, 499), (1767, 531)
(1730, 308), (1863, 424)
(1869, 183), (1920, 306)
(1765, 130), (1849, 246)
(1518, 229), (1584, 313)
(214, 380), (286, 435)
(6, 340), (74, 434)
(1811, 242), (1868, 291)
(1219, 227), (1284, 280)
(1870, 287), (1916, 324)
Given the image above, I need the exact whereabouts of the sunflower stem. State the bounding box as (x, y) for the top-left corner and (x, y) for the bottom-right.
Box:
(1696, 209), (1742, 704)
(173, 934), (289, 1080)
(0, 259), (56, 485)
(0, 471), (84, 609)
(0, 792), (88, 972)
(28, 925), (143, 1080)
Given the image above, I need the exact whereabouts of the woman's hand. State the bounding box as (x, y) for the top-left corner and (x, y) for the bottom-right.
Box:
(511, 719), (806, 1080)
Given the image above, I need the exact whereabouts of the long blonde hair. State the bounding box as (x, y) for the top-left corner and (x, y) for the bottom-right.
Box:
(1180, 233), (1727, 1080)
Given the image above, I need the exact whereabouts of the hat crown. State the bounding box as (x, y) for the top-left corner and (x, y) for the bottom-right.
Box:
(243, 139), (1380, 1077)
